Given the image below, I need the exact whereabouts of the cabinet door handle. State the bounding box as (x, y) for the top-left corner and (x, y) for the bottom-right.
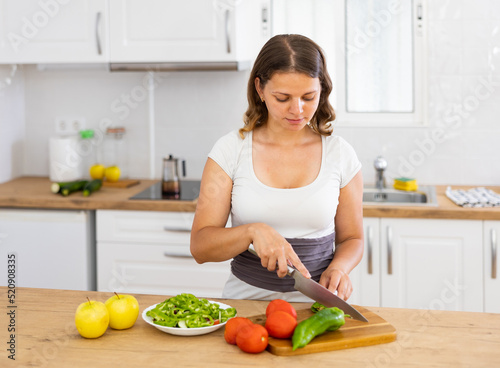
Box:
(95, 12), (102, 55)
(387, 226), (393, 275)
(492, 229), (497, 279)
(366, 225), (373, 275)
(224, 9), (231, 54)
(163, 226), (191, 233)
(163, 252), (193, 259)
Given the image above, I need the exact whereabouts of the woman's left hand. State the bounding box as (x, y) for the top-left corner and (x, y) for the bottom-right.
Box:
(319, 267), (353, 301)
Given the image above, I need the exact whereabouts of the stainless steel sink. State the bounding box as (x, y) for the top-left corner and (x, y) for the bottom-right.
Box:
(363, 185), (438, 206)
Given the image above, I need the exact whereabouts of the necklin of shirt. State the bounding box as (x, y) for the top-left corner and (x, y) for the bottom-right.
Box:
(247, 130), (326, 191)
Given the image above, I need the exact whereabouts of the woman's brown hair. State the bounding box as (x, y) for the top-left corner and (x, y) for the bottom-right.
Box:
(240, 34), (335, 138)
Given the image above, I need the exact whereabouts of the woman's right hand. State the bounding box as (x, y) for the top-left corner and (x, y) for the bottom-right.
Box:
(249, 223), (311, 279)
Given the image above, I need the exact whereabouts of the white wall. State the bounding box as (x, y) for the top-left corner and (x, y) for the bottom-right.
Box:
(274, 0), (500, 187)
(342, 0), (500, 186)
(153, 71), (249, 179)
(23, 66), (151, 179)
(0, 65), (24, 183)
(5, 0), (500, 186)
(19, 66), (248, 181)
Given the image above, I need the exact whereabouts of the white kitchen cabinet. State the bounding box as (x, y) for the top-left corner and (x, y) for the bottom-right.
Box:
(349, 217), (380, 307)
(0, 0), (108, 64)
(108, 0), (271, 64)
(96, 210), (231, 298)
(350, 218), (483, 312)
(484, 221), (500, 313)
(0, 209), (95, 291)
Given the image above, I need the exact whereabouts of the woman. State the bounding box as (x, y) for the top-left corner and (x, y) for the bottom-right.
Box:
(190, 34), (363, 302)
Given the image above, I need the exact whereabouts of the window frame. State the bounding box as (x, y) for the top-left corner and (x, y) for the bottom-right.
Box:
(271, 0), (427, 127)
(331, 0), (428, 127)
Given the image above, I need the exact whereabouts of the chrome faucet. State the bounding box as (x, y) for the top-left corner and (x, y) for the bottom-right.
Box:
(374, 156), (388, 190)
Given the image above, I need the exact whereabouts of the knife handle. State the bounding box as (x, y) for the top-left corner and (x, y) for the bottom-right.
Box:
(247, 243), (294, 275)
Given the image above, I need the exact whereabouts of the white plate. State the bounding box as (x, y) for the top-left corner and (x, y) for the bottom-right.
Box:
(142, 301), (233, 336)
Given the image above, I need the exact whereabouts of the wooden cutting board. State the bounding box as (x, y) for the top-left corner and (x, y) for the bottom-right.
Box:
(102, 179), (140, 188)
(250, 305), (396, 356)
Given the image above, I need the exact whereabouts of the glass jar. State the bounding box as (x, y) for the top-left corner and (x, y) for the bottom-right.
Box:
(102, 127), (128, 179)
(79, 129), (97, 180)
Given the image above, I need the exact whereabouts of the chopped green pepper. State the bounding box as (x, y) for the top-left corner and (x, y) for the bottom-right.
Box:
(146, 293), (237, 328)
(311, 301), (327, 313)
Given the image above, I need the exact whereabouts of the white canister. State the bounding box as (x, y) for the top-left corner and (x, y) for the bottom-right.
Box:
(49, 136), (84, 182)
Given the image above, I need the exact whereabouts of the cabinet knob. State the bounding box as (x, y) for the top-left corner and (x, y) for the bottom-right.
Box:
(224, 9), (231, 54)
(366, 225), (373, 275)
(163, 226), (191, 233)
(163, 252), (193, 259)
(492, 229), (497, 280)
(95, 12), (102, 55)
(387, 226), (393, 275)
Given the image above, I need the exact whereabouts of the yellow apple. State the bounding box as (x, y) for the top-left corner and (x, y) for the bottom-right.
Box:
(89, 164), (105, 180)
(105, 292), (140, 330)
(75, 298), (109, 338)
(104, 166), (121, 182)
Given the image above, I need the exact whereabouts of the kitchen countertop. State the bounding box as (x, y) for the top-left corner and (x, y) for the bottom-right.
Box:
(0, 176), (198, 212)
(1, 287), (499, 367)
(0, 176), (500, 219)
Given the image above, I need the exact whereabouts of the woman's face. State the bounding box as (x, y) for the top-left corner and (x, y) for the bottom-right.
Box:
(256, 72), (321, 132)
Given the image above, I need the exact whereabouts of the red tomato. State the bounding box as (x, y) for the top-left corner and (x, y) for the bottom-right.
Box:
(236, 324), (269, 354)
(266, 299), (297, 319)
(224, 317), (253, 345)
(265, 310), (297, 339)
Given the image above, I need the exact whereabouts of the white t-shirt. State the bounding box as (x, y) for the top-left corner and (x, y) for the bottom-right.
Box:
(208, 129), (361, 239)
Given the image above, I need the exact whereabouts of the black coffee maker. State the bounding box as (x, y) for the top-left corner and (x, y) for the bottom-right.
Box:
(162, 155), (185, 199)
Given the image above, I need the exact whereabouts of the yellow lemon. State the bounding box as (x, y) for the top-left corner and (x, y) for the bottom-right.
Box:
(89, 164), (106, 180)
(105, 166), (121, 182)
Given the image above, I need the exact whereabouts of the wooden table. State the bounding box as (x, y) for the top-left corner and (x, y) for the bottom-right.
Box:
(1, 287), (499, 367)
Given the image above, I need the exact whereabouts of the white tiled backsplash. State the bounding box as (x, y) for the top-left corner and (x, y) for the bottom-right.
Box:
(1, 0), (499, 186)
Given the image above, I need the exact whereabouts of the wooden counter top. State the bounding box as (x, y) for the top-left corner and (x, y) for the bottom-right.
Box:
(1, 287), (499, 367)
(363, 185), (500, 220)
(0, 176), (197, 212)
(0, 176), (499, 219)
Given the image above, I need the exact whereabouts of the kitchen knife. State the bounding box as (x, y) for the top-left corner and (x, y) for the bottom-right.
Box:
(248, 244), (368, 322)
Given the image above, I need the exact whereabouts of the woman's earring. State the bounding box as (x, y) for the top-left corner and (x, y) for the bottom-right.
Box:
(261, 97), (265, 102)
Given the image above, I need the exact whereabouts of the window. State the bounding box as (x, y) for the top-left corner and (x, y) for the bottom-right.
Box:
(272, 0), (427, 126)
(335, 0), (426, 126)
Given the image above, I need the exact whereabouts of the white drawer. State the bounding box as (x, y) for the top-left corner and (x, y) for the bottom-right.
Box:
(97, 241), (230, 298)
(97, 210), (194, 244)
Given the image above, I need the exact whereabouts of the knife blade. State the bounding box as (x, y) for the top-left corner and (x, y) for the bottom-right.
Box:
(248, 244), (368, 322)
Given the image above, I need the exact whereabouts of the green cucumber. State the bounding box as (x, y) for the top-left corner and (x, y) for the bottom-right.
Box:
(51, 182), (65, 194)
(82, 179), (102, 197)
(60, 180), (88, 196)
(51, 180), (79, 194)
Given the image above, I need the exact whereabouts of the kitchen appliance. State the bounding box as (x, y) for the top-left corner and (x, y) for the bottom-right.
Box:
(0, 209), (95, 291)
(129, 180), (200, 201)
(162, 155), (182, 199)
(248, 244), (368, 322)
